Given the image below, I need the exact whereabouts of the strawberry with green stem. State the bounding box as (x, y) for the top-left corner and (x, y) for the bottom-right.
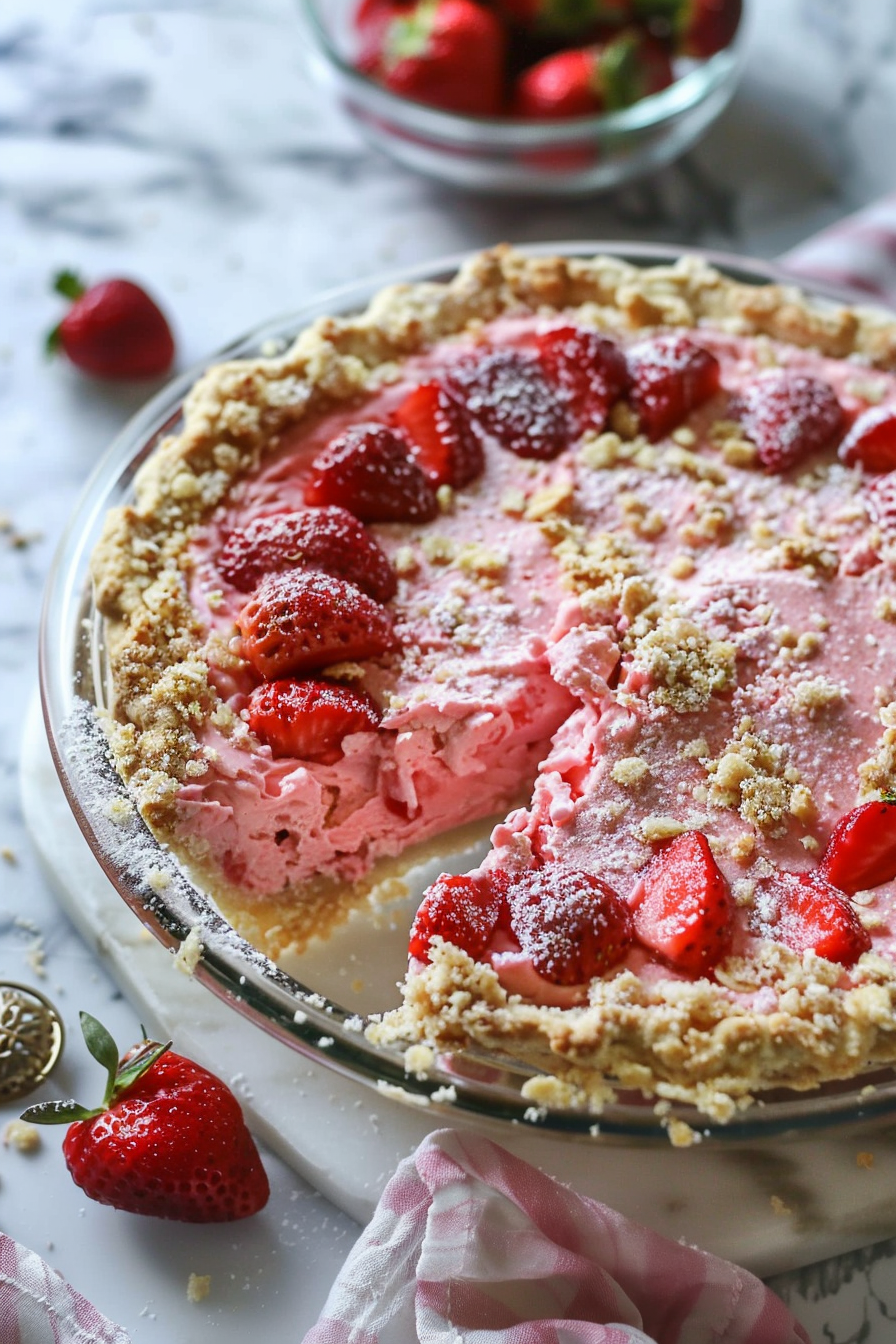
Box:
(373, 0), (506, 116)
(23, 1013), (269, 1222)
(513, 28), (673, 118)
(47, 271), (175, 379)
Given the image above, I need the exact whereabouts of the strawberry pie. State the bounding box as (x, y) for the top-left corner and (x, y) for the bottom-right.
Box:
(92, 247), (896, 1118)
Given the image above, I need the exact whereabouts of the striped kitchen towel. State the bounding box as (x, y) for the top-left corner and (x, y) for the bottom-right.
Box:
(0, 1234), (129, 1344)
(302, 1128), (810, 1344)
(781, 191), (896, 304)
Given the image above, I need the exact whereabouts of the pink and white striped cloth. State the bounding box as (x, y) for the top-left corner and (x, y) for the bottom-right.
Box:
(0, 1233), (129, 1344)
(302, 1129), (809, 1344)
(781, 191), (896, 305)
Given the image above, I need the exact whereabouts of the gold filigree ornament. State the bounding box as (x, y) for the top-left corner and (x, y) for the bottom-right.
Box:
(0, 983), (65, 1103)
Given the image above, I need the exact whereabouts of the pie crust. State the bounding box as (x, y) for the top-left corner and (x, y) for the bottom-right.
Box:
(91, 246), (896, 1118)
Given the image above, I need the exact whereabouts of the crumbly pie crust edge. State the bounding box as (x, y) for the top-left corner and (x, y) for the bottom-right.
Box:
(90, 245), (896, 1115)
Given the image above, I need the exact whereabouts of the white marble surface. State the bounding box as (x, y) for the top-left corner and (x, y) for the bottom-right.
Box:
(4, 0), (896, 1339)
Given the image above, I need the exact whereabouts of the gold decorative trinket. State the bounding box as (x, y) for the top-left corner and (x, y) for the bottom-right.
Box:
(0, 983), (65, 1102)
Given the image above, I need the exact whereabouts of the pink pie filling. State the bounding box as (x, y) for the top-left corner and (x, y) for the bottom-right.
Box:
(177, 316), (896, 997)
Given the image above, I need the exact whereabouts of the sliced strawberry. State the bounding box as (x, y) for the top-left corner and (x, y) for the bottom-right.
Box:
(246, 678), (381, 763)
(218, 506), (397, 601)
(506, 867), (633, 984)
(627, 334), (721, 441)
(865, 473), (896, 534)
(393, 380), (485, 487)
(445, 348), (570, 459)
(536, 325), (629, 434)
(304, 423), (438, 523)
(839, 405), (896, 473)
(237, 571), (397, 681)
(730, 371), (845, 472)
(629, 831), (734, 975)
(751, 870), (871, 967)
(818, 800), (896, 895)
(409, 873), (506, 964)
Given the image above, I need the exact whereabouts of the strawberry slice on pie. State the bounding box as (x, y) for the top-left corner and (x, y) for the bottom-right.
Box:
(237, 571), (397, 681)
(750, 870), (871, 967)
(839, 404), (896, 473)
(246, 678), (382, 763)
(629, 831), (734, 975)
(304, 423), (438, 522)
(219, 506), (397, 601)
(536, 324), (630, 434)
(730, 370), (844, 472)
(818, 800), (896, 895)
(627, 333), (721, 441)
(393, 380), (485, 487)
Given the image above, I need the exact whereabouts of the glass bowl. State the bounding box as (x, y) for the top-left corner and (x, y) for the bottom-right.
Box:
(40, 242), (896, 1152)
(297, 0), (745, 196)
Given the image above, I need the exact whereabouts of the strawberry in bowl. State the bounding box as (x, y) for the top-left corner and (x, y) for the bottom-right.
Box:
(296, 0), (745, 193)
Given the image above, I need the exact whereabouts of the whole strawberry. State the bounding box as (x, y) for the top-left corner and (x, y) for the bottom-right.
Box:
(514, 28), (673, 117)
(48, 271), (175, 379)
(372, 0), (506, 116)
(22, 1013), (269, 1222)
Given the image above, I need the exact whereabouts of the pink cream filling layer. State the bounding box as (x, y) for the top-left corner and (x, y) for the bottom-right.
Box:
(178, 318), (896, 1001)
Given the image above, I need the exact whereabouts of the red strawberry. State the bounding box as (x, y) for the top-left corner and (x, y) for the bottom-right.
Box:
(246, 678), (381, 763)
(536, 324), (630, 432)
(304, 423), (438, 523)
(629, 830), (734, 974)
(730, 371), (845, 472)
(750, 870), (871, 967)
(839, 405), (896, 473)
(237, 571), (397, 680)
(865, 473), (896, 534)
(354, 0), (414, 69)
(446, 348), (570, 459)
(818, 800), (896, 895)
(217, 506), (397, 602)
(514, 47), (598, 117)
(393, 380), (485, 487)
(506, 866), (633, 984)
(514, 29), (673, 117)
(47, 271), (174, 379)
(669, 0), (742, 57)
(497, 0), (633, 37)
(22, 1013), (269, 1222)
(627, 334), (721, 441)
(409, 872), (507, 963)
(374, 0), (506, 116)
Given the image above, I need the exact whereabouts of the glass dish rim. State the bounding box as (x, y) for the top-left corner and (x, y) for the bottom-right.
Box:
(297, 0), (746, 148)
(39, 239), (896, 1147)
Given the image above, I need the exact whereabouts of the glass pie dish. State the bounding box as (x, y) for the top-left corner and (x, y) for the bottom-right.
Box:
(297, 0), (745, 196)
(39, 243), (896, 1272)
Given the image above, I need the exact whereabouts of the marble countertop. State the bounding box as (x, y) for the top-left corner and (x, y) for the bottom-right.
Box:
(3, 0), (896, 1338)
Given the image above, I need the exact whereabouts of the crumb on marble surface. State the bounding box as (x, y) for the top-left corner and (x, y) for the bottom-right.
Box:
(187, 1273), (211, 1303)
(3, 1120), (40, 1153)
